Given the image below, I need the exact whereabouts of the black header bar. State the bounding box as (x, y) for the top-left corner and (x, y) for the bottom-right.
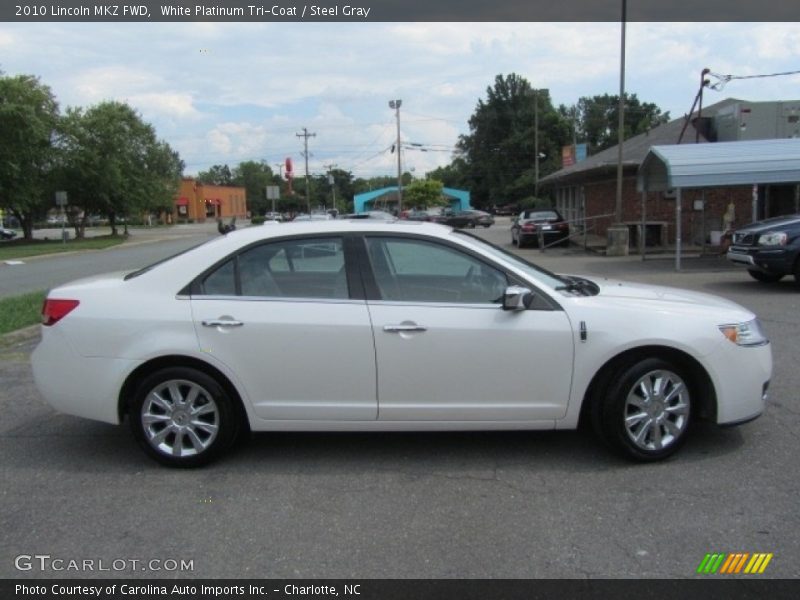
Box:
(3, 0), (799, 23)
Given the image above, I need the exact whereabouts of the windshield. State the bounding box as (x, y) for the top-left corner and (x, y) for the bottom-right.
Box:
(453, 230), (569, 289)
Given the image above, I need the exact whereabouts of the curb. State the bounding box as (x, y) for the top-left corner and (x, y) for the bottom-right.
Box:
(1, 233), (189, 264)
(0, 324), (40, 346)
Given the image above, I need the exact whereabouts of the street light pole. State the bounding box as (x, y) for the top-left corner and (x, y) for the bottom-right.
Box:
(389, 99), (403, 213)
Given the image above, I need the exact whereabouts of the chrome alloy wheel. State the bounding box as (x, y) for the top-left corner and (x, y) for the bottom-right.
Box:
(141, 379), (220, 458)
(623, 369), (690, 452)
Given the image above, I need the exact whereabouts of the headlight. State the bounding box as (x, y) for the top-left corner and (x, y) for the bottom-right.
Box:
(719, 319), (769, 346)
(758, 232), (788, 246)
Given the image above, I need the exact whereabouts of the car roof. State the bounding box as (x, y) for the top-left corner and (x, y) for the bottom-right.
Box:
(222, 219), (453, 244)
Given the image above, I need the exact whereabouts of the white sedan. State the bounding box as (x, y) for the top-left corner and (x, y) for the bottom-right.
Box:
(32, 220), (772, 467)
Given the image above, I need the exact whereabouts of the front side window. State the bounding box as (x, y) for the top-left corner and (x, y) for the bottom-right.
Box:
(365, 237), (507, 304)
(198, 237), (348, 299)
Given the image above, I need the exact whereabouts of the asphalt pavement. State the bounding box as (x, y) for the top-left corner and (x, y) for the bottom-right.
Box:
(1, 220), (798, 580)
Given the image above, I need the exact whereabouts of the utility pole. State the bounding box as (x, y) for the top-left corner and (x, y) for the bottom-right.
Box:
(389, 99), (403, 213)
(296, 127), (316, 214)
(607, 0), (630, 256)
(534, 89), (539, 198)
(324, 163), (337, 212)
(274, 162), (284, 215)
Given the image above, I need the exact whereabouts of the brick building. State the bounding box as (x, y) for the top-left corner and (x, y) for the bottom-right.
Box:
(541, 98), (800, 247)
(174, 178), (248, 223)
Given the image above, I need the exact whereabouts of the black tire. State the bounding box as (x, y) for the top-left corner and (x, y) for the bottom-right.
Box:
(748, 269), (783, 283)
(592, 358), (692, 462)
(129, 367), (241, 467)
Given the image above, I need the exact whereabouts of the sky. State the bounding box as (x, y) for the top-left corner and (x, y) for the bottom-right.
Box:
(1, 21), (799, 180)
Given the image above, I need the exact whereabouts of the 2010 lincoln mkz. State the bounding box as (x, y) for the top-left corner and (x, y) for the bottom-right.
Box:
(31, 220), (772, 467)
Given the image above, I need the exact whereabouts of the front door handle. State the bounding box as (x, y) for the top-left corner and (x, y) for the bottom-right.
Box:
(202, 319), (244, 328)
(383, 324), (427, 333)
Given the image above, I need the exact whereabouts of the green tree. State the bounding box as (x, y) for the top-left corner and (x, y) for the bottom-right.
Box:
(232, 161), (274, 215)
(560, 93), (670, 154)
(197, 164), (233, 186)
(426, 157), (468, 190)
(0, 74), (60, 240)
(58, 101), (182, 237)
(457, 73), (571, 208)
(403, 179), (447, 209)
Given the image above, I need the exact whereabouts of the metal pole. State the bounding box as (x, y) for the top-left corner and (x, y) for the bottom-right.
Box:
(676, 188), (682, 272)
(640, 190), (646, 260)
(615, 0), (627, 224)
(534, 88), (539, 198)
(296, 128), (316, 214)
(389, 100), (403, 213)
(274, 163), (284, 215)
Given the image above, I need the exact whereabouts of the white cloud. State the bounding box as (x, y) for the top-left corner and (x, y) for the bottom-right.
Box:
(2, 21), (799, 179)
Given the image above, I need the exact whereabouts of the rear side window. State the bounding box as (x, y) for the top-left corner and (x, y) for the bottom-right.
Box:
(201, 259), (236, 295)
(196, 237), (348, 300)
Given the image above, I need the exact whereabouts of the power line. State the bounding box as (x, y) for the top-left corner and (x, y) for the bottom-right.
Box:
(707, 68), (800, 91)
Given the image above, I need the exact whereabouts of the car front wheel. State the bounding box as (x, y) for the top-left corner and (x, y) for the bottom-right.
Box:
(748, 269), (783, 283)
(594, 358), (692, 461)
(129, 367), (240, 467)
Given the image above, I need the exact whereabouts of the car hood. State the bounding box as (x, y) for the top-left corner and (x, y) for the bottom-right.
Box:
(597, 278), (740, 306)
(581, 277), (749, 315)
(735, 215), (800, 234)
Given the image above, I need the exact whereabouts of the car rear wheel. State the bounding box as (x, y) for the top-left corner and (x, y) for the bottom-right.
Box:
(594, 358), (692, 461)
(129, 367), (240, 467)
(748, 269), (783, 283)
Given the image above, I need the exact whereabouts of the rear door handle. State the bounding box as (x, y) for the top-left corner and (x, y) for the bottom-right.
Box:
(383, 324), (427, 333)
(202, 319), (244, 328)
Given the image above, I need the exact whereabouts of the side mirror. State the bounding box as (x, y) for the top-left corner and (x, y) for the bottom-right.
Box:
(502, 285), (533, 311)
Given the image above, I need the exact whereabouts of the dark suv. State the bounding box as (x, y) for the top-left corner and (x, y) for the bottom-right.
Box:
(727, 214), (800, 283)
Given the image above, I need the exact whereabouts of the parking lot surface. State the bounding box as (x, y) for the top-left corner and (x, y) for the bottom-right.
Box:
(1, 223), (798, 579)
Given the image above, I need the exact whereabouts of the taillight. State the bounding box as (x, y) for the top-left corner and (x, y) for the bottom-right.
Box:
(42, 299), (80, 326)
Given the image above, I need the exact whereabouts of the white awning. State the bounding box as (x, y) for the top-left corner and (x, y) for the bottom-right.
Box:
(638, 138), (800, 192)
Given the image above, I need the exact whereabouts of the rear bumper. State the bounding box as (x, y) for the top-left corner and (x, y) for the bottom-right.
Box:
(31, 326), (139, 425)
(518, 231), (569, 245)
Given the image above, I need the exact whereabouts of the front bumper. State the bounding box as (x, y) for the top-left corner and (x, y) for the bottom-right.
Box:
(705, 338), (772, 425)
(727, 246), (794, 275)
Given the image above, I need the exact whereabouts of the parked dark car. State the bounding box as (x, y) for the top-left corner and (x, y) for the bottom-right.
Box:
(439, 210), (494, 229)
(404, 210), (432, 222)
(491, 204), (519, 216)
(727, 214), (800, 283)
(511, 209), (570, 248)
(0, 227), (17, 241)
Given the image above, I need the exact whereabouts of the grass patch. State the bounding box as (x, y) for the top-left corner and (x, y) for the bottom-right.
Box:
(0, 290), (46, 336)
(0, 235), (126, 261)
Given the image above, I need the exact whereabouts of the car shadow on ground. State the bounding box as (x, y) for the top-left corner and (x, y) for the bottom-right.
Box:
(2, 413), (750, 474)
